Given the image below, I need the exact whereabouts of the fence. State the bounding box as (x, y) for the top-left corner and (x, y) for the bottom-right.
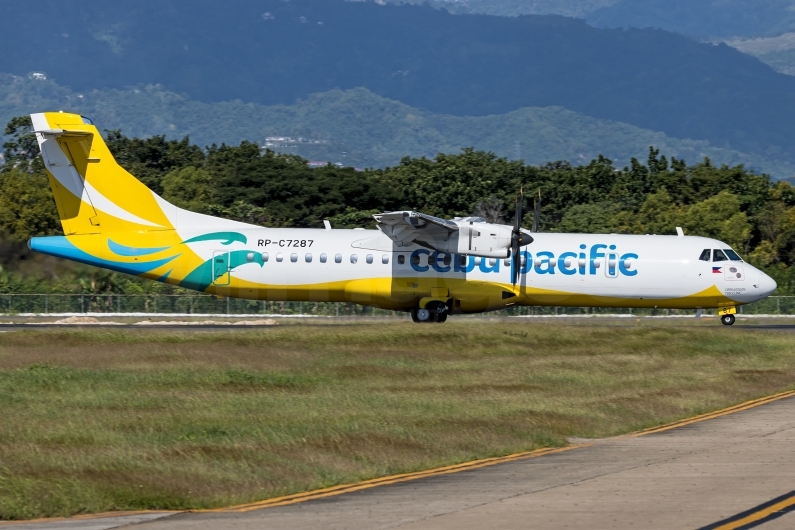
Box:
(1, 294), (794, 317)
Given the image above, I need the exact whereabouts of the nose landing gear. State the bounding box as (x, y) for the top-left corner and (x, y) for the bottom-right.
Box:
(411, 301), (448, 323)
(720, 314), (736, 326)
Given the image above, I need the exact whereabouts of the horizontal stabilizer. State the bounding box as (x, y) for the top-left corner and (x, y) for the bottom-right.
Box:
(36, 129), (94, 138)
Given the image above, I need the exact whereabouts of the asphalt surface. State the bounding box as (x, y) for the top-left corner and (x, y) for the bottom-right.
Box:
(6, 393), (795, 530)
(3, 318), (795, 332)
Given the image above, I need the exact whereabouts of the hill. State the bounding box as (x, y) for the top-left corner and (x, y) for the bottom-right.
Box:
(3, 75), (792, 177)
(2, 0), (795, 165)
(387, 0), (617, 18)
(404, 0), (795, 39)
(587, 0), (795, 39)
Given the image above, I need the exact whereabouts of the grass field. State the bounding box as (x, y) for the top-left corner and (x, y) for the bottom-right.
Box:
(1, 320), (795, 520)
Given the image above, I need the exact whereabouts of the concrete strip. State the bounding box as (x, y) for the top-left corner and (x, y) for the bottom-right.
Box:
(123, 396), (795, 530)
(0, 513), (176, 530)
(7, 395), (795, 530)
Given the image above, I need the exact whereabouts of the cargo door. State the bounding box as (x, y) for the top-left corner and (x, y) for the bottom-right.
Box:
(605, 247), (619, 278)
(212, 251), (230, 286)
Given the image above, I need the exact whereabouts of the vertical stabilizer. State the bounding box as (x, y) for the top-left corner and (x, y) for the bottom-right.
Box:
(32, 112), (176, 235)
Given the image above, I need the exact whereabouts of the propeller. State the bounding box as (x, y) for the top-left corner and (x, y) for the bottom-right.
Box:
(531, 189), (541, 233)
(511, 189), (533, 286)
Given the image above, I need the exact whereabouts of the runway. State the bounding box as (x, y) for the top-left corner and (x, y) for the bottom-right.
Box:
(6, 391), (795, 530)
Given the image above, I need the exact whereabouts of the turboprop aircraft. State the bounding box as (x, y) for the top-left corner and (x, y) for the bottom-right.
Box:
(27, 112), (777, 325)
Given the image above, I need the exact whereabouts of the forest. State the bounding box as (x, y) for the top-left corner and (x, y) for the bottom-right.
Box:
(2, 116), (795, 296)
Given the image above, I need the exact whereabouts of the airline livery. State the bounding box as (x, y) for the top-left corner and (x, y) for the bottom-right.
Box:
(27, 112), (776, 325)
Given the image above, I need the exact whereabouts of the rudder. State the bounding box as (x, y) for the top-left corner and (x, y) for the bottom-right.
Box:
(32, 112), (176, 235)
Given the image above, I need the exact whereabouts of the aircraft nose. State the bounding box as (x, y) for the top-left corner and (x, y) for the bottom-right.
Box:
(757, 271), (777, 297)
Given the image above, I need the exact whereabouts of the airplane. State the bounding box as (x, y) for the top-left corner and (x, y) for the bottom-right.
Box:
(26, 111), (777, 326)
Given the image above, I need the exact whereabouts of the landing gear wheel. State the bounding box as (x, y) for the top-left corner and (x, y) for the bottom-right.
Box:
(427, 301), (449, 324)
(721, 314), (736, 326)
(411, 307), (432, 323)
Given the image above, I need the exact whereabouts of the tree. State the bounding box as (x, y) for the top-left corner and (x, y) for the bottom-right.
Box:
(677, 191), (752, 251)
(2, 116), (43, 173)
(161, 166), (217, 213)
(0, 167), (60, 241)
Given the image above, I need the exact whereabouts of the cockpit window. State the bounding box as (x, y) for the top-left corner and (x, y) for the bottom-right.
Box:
(698, 249), (711, 261)
(713, 249), (728, 262)
(723, 249), (743, 261)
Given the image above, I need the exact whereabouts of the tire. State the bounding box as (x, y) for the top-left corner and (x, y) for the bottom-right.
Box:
(435, 312), (448, 323)
(721, 314), (736, 326)
(414, 308), (431, 322)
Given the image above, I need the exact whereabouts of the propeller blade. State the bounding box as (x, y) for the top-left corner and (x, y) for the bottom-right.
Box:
(531, 189), (541, 233)
(511, 190), (524, 286)
(513, 189), (523, 233)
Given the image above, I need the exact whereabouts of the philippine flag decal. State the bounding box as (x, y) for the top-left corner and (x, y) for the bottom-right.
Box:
(712, 266), (722, 274)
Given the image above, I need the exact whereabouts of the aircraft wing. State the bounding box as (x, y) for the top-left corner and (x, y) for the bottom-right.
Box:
(373, 211), (458, 249)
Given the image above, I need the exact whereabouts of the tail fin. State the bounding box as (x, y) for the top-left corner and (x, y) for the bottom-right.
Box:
(32, 112), (181, 235)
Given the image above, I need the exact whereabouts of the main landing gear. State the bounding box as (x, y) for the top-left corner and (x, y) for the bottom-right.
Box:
(720, 314), (736, 326)
(411, 301), (448, 323)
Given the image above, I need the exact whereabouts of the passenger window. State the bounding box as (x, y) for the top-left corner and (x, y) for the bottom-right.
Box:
(320, 253), (327, 263)
(335, 253), (342, 263)
(411, 254), (420, 265)
(261, 252), (269, 262)
(724, 249), (743, 261)
(713, 249), (728, 262)
(351, 254), (358, 264)
(428, 255), (436, 266)
(398, 254), (405, 265)
(290, 253), (298, 263)
(382, 254), (389, 264)
(503, 258), (510, 267)
(443, 255), (451, 266)
(488, 258), (497, 267)
(246, 252), (255, 263)
(459, 255), (467, 267)
(305, 253), (312, 263)
(366, 254), (373, 264)
(698, 249), (711, 262)
(276, 252), (283, 262)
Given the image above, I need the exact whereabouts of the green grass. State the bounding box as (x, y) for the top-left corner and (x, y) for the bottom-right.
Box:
(1, 321), (795, 519)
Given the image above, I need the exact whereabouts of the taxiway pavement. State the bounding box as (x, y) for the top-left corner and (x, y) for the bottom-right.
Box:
(7, 392), (795, 529)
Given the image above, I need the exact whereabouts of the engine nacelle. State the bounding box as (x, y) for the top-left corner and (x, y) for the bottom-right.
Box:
(440, 220), (512, 258)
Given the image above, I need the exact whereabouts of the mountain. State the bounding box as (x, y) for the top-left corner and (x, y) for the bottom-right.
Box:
(587, 0), (795, 39)
(407, 0), (795, 40)
(386, 0), (618, 18)
(726, 32), (795, 76)
(2, 0), (795, 166)
(3, 75), (792, 177)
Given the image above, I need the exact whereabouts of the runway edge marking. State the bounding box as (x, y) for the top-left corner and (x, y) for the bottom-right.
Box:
(3, 388), (795, 525)
(203, 446), (583, 513)
(628, 388), (795, 437)
(699, 489), (795, 529)
(206, 387), (795, 514)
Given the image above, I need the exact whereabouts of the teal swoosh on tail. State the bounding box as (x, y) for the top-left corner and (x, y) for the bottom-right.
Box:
(180, 250), (265, 291)
(181, 232), (247, 246)
(108, 239), (170, 257)
(30, 237), (180, 276)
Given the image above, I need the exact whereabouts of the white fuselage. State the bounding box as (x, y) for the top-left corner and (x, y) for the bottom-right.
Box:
(182, 228), (776, 313)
